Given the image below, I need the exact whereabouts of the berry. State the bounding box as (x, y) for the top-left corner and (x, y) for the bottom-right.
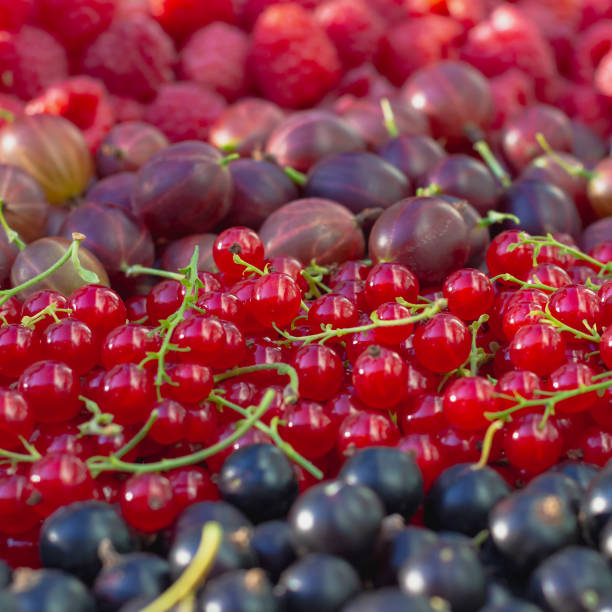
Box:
(509, 323), (566, 377)
(0, 0), (32, 31)
(148, 399), (187, 445)
(372, 302), (414, 345)
(101, 324), (161, 370)
(179, 23), (251, 102)
(443, 268), (494, 321)
(365, 262), (419, 309)
(69, 285), (127, 343)
(337, 411), (400, 455)
(250, 4), (341, 108)
(0, 26), (68, 101)
(251, 272), (302, 329)
(35, 0), (117, 53)
(119, 473), (176, 532)
(442, 376), (495, 431)
(292, 344), (343, 402)
(0, 389), (34, 451)
(308, 293), (359, 333)
(171, 315), (225, 365)
(42, 318), (98, 375)
(213, 227), (265, 279)
(547, 363), (597, 414)
(486, 230), (535, 281)
(25, 76), (115, 153)
(82, 16), (176, 102)
(143, 82), (226, 143)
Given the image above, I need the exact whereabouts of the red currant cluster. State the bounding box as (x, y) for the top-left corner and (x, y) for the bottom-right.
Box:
(0, 224), (611, 569)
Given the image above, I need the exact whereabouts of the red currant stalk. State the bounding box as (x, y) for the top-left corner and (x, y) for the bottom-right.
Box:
(214, 363), (300, 402)
(487, 376), (612, 428)
(535, 133), (596, 181)
(208, 389), (322, 480)
(0, 233), (100, 307)
(0, 198), (25, 250)
(473, 419), (506, 469)
(489, 273), (556, 293)
(139, 521), (222, 612)
(276, 298), (448, 346)
(473, 140), (512, 188)
(20, 301), (73, 329)
(531, 303), (601, 343)
(380, 98), (399, 139)
(87, 387), (275, 476)
(77, 395), (122, 438)
(0, 434), (41, 465)
(137, 248), (204, 400)
(301, 261), (332, 298)
(415, 184), (443, 197)
(123, 264), (184, 282)
(476, 210), (521, 229)
(467, 313), (493, 376)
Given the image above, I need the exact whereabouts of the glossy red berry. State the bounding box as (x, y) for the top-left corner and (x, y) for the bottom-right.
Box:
(171, 315), (225, 365)
(126, 294), (148, 322)
(577, 427), (612, 467)
(18, 360), (81, 423)
(397, 433), (447, 492)
(501, 301), (545, 340)
(442, 268), (494, 321)
(100, 363), (155, 426)
(119, 473), (176, 533)
(213, 227), (265, 279)
(292, 343), (343, 402)
(69, 285), (127, 341)
(212, 319), (246, 370)
(167, 467), (218, 514)
(508, 323), (566, 376)
(372, 302), (414, 344)
(364, 262), (419, 309)
(251, 272), (302, 329)
(486, 230), (535, 281)
(494, 369), (541, 413)
(308, 293), (359, 333)
(0, 297), (20, 325)
(0, 475), (40, 535)
(196, 290), (244, 326)
(0, 325), (40, 378)
(267, 255), (309, 293)
(526, 263), (571, 289)
(546, 363), (596, 414)
(21, 290), (69, 332)
(352, 345), (407, 409)
(503, 412), (563, 474)
(146, 279), (186, 325)
(42, 318), (98, 374)
(413, 313), (471, 374)
(163, 362), (213, 404)
(547, 284), (602, 340)
(149, 399), (187, 445)
(0, 389), (34, 450)
(185, 402), (218, 445)
(101, 324), (161, 370)
(337, 410), (400, 456)
(442, 376), (495, 431)
(399, 393), (447, 435)
(239, 338), (290, 386)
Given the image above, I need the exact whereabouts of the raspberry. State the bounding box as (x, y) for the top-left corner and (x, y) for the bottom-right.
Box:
(489, 68), (535, 130)
(555, 82), (612, 138)
(250, 3), (341, 108)
(25, 76), (115, 153)
(150, 0), (236, 42)
(109, 95), (145, 122)
(376, 15), (463, 86)
(143, 82), (227, 142)
(460, 5), (557, 87)
(82, 16), (176, 102)
(179, 23), (252, 102)
(35, 0), (117, 53)
(571, 21), (612, 83)
(406, 0), (486, 29)
(0, 0), (32, 31)
(237, 0), (323, 29)
(367, 0), (407, 22)
(0, 93), (24, 129)
(0, 26), (68, 101)
(314, 0), (384, 68)
(580, 0), (612, 30)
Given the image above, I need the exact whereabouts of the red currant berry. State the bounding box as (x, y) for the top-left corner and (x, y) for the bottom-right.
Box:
(101, 324), (161, 370)
(185, 402), (218, 445)
(590, 383), (612, 430)
(292, 344), (343, 402)
(18, 360), (81, 423)
(352, 345), (407, 409)
(526, 263), (571, 289)
(509, 323), (566, 377)
(146, 280), (186, 325)
(212, 320), (246, 370)
(167, 467), (218, 514)
(163, 363), (213, 403)
(494, 370), (541, 412)
(577, 427), (612, 466)
(329, 261), (370, 285)
(0, 475), (40, 535)
(506, 288), (549, 310)
(0, 389), (34, 450)
(332, 280), (368, 312)
(213, 227), (265, 279)
(442, 268), (494, 321)
(0, 297), (20, 324)
(171, 315), (225, 365)
(0, 325), (40, 378)
(42, 318), (98, 374)
(413, 313), (471, 374)
(267, 255), (309, 293)
(125, 294), (148, 322)
(100, 363), (155, 426)
(119, 473), (176, 532)
(308, 293), (359, 334)
(548, 284), (601, 340)
(21, 290), (69, 332)
(546, 363), (596, 414)
(337, 411), (400, 456)
(501, 301), (545, 340)
(442, 376), (495, 431)
(486, 230), (535, 281)
(278, 400), (337, 460)
(196, 290), (245, 326)
(503, 413), (563, 474)
(239, 338), (290, 386)
(69, 285), (127, 341)
(399, 393), (447, 435)
(324, 391), (364, 427)
(436, 426), (481, 464)
(372, 302), (414, 344)
(346, 328), (380, 364)
(149, 399), (187, 445)
(397, 433), (447, 493)
(251, 272), (302, 329)
(365, 262), (419, 309)
(29, 453), (95, 517)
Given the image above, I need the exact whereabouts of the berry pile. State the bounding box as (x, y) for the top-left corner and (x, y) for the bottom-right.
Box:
(0, 0), (612, 609)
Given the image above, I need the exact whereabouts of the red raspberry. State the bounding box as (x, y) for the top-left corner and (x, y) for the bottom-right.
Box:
(460, 5), (556, 87)
(115, 0), (148, 18)
(25, 76), (115, 153)
(143, 82), (226, 142)
(250, 3), (341, 108)
(0, 94), (24, 129)
(571, 21), (612, 83)
(237, 0), (323, 29)
(406, 0), (486, 29)
(149, 0), (236, 42)
(35, 0), (117, 53)
(82, 16), (176, 102)
(0, 26), (68, 101)
(179, 23), (252, 102)
(376, 15), (463, 87)
(0, 0), (32, 31)
(109, 95), (145, 122)
(489, 68), (535, 130)
(314, 0), (384, 68)
(595, 51), (612, 99)
(367, 0), (407, 22)
(580, 0), (612, 30)
(555, 81), (612, 138)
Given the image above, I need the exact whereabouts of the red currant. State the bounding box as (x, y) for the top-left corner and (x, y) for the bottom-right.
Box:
(442, 268), (494, 321)
(149, 399), (187, 445)
(101, 324), (161, 370)
(509, 323), (566, 376)
(0, 325), (40, 378)
(442, 376), (495, 431)
(119, 473), (176, 532)
(486, 230), (535, 281)
(494, 370), (541, 412)
(42, 318), (98, 374)
(0, 389), (34, 451)
(171, 315), (225, 365)
(337, 410), (400, 456)
(372, 302), (414, 344)
(397, 433), (447, 492)
(212, 227), (265, 279)
(163, 362), (213, 404)
(21, 290), (69, 332)
(548, 284), (601, 340)
(364, 262), (419, 309)
(196, 291), (244, 326)
(292, 344), (343, 402)
(399, 393), (447, 435)
(308, 293), (359, 333)
(546, 363), (596, 414)
(251, 272), (302, 329)
(146, 280), (186, 325)
(69, 285), (127, 341)
(166, 466), (219, 514)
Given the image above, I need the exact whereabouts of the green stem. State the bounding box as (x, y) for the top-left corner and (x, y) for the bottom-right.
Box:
(468, 314), (489, 376)
(416, 183), (442, 197)
(473, 420), (505, 469)
(535, 133), (596, 179)
(219, 153), (240, 167)
(477, 210), (520, 228)
(489, 273), (556, 293)
(113, 410), (158, 460)
(0, 199), (25, 250)
(123, 265), (184, 281)
(473, 140), (511, 187)
(380, 98), (399, 138)
(213, 363), (299, 398)
(284, 167), (308, 187)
